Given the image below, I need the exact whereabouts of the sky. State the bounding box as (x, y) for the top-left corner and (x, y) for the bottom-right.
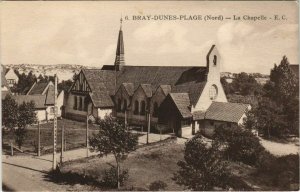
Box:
(1, 1), (299, 74)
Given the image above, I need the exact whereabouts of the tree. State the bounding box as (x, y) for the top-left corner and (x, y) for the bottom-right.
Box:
(16, 101), (37, 149)
(255, 98), (289, 138)
(89, 115), (138, 189)
(58, 79), (73, 93)
(220, 77), (234, 95)
(253, 56), (299, 137)
(173, 134), (230, 190)
(213, 125), (265, 165)
(266, 56), (298, 103)
(11, 71), (37, 94)
(231, 72), (263, 96)
(284, 97), (299, 135)
(2, 94), (19, 130)
(37, 74), (45, 82)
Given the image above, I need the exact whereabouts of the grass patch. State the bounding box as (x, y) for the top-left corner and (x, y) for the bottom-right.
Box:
(60, 138), (185, 191)
(2, 119), (99, 155)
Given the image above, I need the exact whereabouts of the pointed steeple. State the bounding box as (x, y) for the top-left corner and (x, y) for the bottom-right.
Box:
(114, 18), (125, 69)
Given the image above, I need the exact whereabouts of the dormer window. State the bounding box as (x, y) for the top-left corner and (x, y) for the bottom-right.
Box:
(213, 55), (217, 66)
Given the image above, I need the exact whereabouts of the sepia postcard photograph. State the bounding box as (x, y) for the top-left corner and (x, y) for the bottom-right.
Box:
(1, 1), (299, 191)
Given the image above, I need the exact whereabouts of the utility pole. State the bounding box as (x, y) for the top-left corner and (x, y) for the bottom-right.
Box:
(125, 110), (128, 131)
(60, 119), (64, 164)
(147, 112), (151, 144)
(38, 121), (41, 157)
(86, 114), (89, 157)
(52, 74), (58, 170)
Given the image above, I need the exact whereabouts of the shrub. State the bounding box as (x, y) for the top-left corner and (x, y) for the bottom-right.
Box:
(15, 128), (27, 149)
(102, 166), (129, 188)
(256, 150), (276, 172)
(173, 134), (231, 190)
(256, 154), (299, 190)
(214, 125), (265, 165)
(149, 180), (168, 191)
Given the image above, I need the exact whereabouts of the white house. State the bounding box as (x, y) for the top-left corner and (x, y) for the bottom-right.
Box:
(15, 81), (64, 122)
(5, 68), (19, 87)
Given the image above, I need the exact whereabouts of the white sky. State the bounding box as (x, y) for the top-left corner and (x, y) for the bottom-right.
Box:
(1, 1), (299, 74)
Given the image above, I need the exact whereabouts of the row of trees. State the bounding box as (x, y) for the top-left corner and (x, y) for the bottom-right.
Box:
(221, 72), (264, 96)
(11, 70), (73, 94)
(2, 95), (37, 148)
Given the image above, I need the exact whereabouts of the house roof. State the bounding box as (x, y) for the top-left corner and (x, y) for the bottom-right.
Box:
(45, 85), (55, 105)
(83, 65), (208, 108)
(1, 68), (9, 88)
(14, 95), (47, 109)
(290, 64), (299, 79)
(14, 82), (55, 108)
(1, 67), (11, 98)
(205, 102), (250, 123)
(88, 84), (114, 108)
(169, 93), (192, 118)
(27, 82), (51, 95)
(82, 69), (115, 108)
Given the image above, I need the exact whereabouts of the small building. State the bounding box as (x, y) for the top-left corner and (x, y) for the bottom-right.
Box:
(5, 68), (19, 87)
(64, 69), (115, 121)
(255, 77), (269, 85)
(14, 81), (64, 121)
(193, 102), (251, 137)
(1, 66), (11, 99)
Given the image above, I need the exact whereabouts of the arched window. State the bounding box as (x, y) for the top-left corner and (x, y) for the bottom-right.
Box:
(79, 97), (83, 111)
(134, 100), (139, 115)
(84, 97), (89, 111)
(122, 99), (127, 112)
(117, 98), (122, 112)
(141, 101), (146, 115)
(153, 102), (159, 117)
(213, 55), (217, 66)
(73, 96), (78, 110)
(209, 84), (218, 100)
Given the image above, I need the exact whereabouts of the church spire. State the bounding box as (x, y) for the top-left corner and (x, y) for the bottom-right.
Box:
(114, 18), (125, 69)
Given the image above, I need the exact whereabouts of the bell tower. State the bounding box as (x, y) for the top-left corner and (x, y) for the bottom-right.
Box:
(206, 45), (221, 82)
(114, 18), (125, 70)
